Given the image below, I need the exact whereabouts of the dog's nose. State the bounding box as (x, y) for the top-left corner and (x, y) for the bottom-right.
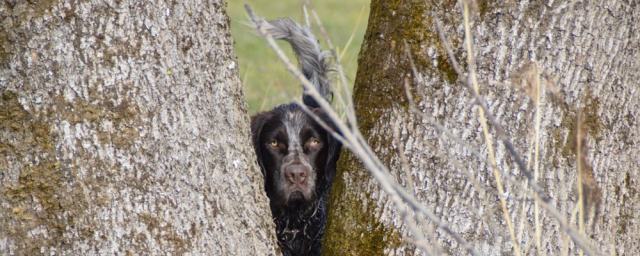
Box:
(284, 165), (309, 184)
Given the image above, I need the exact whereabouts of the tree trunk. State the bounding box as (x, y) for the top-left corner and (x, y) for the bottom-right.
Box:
(324, 0), (639, 255)
(0, 1), (277, 255)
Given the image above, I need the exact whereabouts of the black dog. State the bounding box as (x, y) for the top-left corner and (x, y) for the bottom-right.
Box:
(250, 18), (341, 256)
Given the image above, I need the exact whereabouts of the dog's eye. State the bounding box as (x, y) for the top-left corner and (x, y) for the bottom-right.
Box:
(310, 139), (320, 147)
(269, 140), (279, 147)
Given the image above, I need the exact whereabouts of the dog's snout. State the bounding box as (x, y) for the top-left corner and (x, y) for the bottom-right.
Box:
(284, 165), (310, 184)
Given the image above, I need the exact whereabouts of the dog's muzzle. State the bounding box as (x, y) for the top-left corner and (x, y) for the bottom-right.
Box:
(284, 164), (310, 185)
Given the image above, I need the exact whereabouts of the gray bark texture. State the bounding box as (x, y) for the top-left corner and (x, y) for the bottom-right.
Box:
(0, 0), (277, 255)
(324, 0), (639, 255)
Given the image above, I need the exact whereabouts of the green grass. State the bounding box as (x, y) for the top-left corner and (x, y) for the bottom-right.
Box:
(226, 0), (370, 114)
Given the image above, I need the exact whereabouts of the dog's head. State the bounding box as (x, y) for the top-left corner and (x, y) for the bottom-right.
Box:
(251, 104), (340, 211)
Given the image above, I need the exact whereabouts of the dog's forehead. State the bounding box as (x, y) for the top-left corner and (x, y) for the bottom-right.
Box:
(285, 110), (305, 122)
(283, 111), (307, 138)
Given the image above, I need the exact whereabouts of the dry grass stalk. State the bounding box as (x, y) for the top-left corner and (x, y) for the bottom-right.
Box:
(459, 1), (521, 254)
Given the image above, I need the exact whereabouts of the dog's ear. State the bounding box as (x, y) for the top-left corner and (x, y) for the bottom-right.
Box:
(250, 112), (272, 178)
(312, 108), (342, 184)
(323, 129), (341, 184)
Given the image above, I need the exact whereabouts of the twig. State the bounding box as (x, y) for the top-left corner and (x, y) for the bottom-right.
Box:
(393, 117), (415, 194)
(308, 6), (358, 128)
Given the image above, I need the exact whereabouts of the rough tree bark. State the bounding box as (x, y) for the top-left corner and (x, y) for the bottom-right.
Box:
(325, 1), (638, 255)
(0, 0), (276, 255)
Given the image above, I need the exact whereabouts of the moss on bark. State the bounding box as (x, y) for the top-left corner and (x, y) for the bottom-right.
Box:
(0, 91), (91, 254)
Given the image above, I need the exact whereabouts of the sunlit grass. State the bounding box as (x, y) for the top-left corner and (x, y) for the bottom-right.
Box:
(226, 0), (370, 114)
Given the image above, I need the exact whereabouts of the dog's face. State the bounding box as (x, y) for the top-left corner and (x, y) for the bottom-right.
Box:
(251, 104), (338, 210)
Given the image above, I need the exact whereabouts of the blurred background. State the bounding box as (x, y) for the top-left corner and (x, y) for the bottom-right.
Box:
(226, 0), (370, 114)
